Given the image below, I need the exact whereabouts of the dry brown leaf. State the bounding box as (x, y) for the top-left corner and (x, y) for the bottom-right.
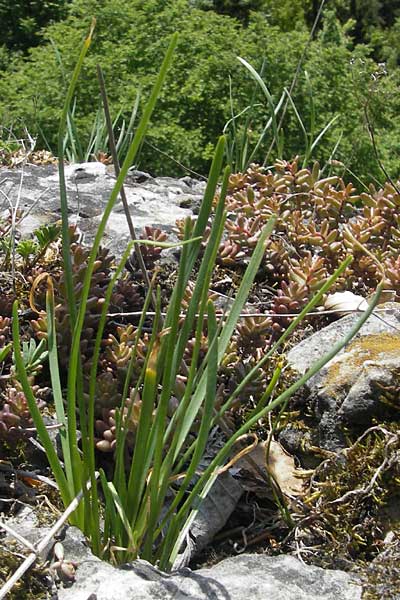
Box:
(233, 440), (305, 497)
(265, 440), (305, 496)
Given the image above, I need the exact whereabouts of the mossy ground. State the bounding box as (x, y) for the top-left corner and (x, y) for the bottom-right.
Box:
(0, 550), (51, 600)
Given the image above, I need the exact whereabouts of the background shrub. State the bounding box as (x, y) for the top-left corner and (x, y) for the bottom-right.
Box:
(0, 0), (399, 184)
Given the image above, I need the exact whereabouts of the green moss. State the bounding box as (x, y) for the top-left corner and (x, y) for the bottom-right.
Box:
(300, 423), (400, 569)
(0, 546), (50, 599)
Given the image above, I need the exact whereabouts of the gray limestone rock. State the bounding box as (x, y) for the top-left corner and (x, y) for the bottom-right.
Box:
(0, 162), (206, 257)
(57, 528), (361, 600)
(287, 303), (400, 377)
(287, 303), (400, 449)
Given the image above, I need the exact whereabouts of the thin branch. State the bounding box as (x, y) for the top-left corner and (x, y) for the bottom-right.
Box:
(9, 169), (24, 289)
(0, 522), (36, 553)
(143, 140), (208, 180)
(327, 428), (399, 506)
(104, 305), (399, 323)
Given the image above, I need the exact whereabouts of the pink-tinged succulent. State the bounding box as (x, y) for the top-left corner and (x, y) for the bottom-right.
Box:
(0, 386), (47, 442)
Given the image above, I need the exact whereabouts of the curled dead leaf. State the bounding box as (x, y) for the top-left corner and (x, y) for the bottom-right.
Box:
(265, 440), (305, 497)
(233, 440), (305, 497)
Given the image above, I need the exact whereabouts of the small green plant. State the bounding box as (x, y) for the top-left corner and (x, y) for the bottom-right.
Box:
(0, 344), (12, 363)
(224, 58), (339, 174)
(46, 37), (141, 165)
(18, 338), (48, 378)
(11, 21), (383, 573)
(16, 239), (39, 265)
(34, 223), (60, 249)
(61, 98), (140, 164)
(16, 223), (61, 271)
(0, 139), (22, 155)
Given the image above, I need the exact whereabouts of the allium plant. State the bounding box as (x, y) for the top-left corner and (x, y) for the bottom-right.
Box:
(11, 23), (383, 572)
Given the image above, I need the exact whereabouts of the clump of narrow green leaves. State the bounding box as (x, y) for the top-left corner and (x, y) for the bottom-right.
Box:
(16, 223), (61, 269)
(223, 56), (339, 184)
(11, 23), (383, 572)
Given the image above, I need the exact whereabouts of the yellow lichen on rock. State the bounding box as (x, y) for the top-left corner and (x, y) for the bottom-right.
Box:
(324, 332), (400, 395)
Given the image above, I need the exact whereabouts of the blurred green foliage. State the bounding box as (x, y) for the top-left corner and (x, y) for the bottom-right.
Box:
(0, 0), (399, 184)
(311, 0), (400, 47)
(0, 0), (69, 52)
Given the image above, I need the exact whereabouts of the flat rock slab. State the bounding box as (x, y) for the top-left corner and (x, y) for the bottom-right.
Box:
(57, 529), (361, 600)
(0, 163), (206, 257)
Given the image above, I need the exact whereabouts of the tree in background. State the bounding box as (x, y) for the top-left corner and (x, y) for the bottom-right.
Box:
(191, 0), (311, 29)
(256, 0), (310, 31)
(306, 0), (400, 48)
(0, 0), (69, 52)
(0, 0), (309, 174)
(189, 0), (268, 24)
(1, 0), (399, 185)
